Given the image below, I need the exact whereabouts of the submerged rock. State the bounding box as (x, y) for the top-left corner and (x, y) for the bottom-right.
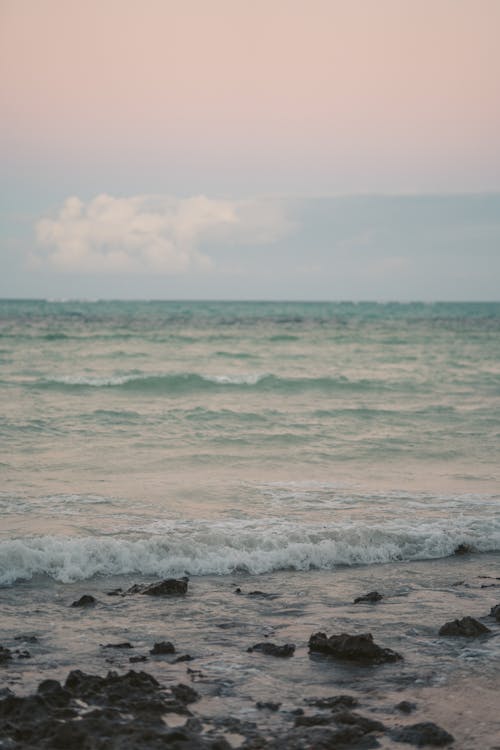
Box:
(454, 543), (475, 555)
(390, 721), (454, 746)
(308, 632), (402, 664)
(256, 701), (281, 711)
(150, 641), (176, 655)
(70, 594), (96, 608)
(489, 604), (500, 621)
(354, 591), (383, 604)
(396, 700), (417, 714)
(0, 646), (12, 665)
(124, 577), (189, 596)
(247, 642), (295, 657)
(102, 641), (133, 649)
(305, 695), (359, 710)
(438, 616), (491, 637)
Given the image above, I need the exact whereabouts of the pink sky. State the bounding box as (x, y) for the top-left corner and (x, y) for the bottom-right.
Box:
(1, 0), (500, 194)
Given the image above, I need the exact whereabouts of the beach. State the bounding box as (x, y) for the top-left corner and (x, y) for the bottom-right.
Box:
(1, 300), (500, 747)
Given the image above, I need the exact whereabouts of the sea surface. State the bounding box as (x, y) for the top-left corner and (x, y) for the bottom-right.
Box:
(1, 299), (500, 747)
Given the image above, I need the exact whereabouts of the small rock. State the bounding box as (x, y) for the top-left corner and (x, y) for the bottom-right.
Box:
(454, 543), (475, 555)
(438, 616), (491, 637)
(247, 642), (295, 657)
(308, 632), (402, 664)
(124, 578), (189, 596)
(390, 721), (454, 746)
(102, 642), (133, 649)
(0, 645), (12, 664)
(396, 700), (417, 713)
(247, 590), (278, 599)
(489, 604), (500, 621)
(170, 683), (199, 704)
(173, 654), (193, 663)
(354, 591), (383, 604)
(256, 701), (281, 711)
(71, 594), (96, 608)
(150, 641), (175, 655)
(14, 649), (31, 659)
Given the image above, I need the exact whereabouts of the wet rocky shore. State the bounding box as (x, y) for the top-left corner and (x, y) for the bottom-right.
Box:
(2, 572), (500, 749)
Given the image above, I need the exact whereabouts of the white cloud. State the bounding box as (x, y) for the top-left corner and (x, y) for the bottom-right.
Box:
(35, 193), (293, 275)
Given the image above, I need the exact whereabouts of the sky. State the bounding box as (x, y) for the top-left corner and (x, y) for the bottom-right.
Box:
(1, 0), (499, 300)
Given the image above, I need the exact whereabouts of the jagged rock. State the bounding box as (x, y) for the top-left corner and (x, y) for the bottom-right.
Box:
(354, 591), (383, 604)
(170, 683), (200, 705)
(247, 642), (295, 657)
(124, 577), (189, 596)
(305, 695), (359, 710)
(71, 594), (96, 608)
(150, 641), (176, 655)
(396, 700), (417, 713)
(438, 616), (490, 636)
(490, 604), (500, 621)
(0, 646), (12, 664)
(308, 632), (402, 664)
(0, 669), (228, 750)
(390, 721), (454, 746)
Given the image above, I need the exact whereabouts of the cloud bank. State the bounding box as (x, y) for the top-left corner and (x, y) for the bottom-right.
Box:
(35, 194), (293, 274)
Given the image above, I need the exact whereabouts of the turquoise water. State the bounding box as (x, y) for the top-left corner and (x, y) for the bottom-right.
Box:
(0, 299), (499, 581)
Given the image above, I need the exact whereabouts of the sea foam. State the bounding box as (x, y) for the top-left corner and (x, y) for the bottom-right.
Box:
(1, 517), (499, 585)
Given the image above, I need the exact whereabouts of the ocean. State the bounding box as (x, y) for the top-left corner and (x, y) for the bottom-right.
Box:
(1, 299), (499, 748)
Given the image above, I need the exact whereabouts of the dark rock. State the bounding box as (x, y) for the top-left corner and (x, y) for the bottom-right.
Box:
(234, 587), (242, 594)
(454, 543), (475, 555)
(70, 594), (96, 608)
(305, 695), (359, 710)
(334, 710), (386, 734)
(0, 646), (12, 664)
(150, 641), (176, 655)
(170, 683), (200, 704)
(102, 641), (133, 649)
(390, 721), (454, 746)
(490, 604), (500, 621)
(295, 713), (334, 727)
(247, 642), (295, 657)
(15, 649), (31, 659)
(438, 616), (491, 636)
(308, 631), (402, 664)
(129, 655), (148, 663)
(37, 680), (72, 708)
(480, 582), (500, 588)
(125, 577), (189, 596)
(256, 701), (281, 711)
(354, 591), (383, 604)
(396, 700), (417, 713)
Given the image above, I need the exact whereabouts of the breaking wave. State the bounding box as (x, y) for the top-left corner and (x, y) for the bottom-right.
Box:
(1, 517), (499, 585)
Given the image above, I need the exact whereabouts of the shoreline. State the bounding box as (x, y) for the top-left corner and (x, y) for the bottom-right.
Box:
(2, 555), (500, 748)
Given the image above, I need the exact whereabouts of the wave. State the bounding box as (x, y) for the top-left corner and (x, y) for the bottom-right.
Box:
(33, 371), (401, 394)
(1, 518), (499, 585)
